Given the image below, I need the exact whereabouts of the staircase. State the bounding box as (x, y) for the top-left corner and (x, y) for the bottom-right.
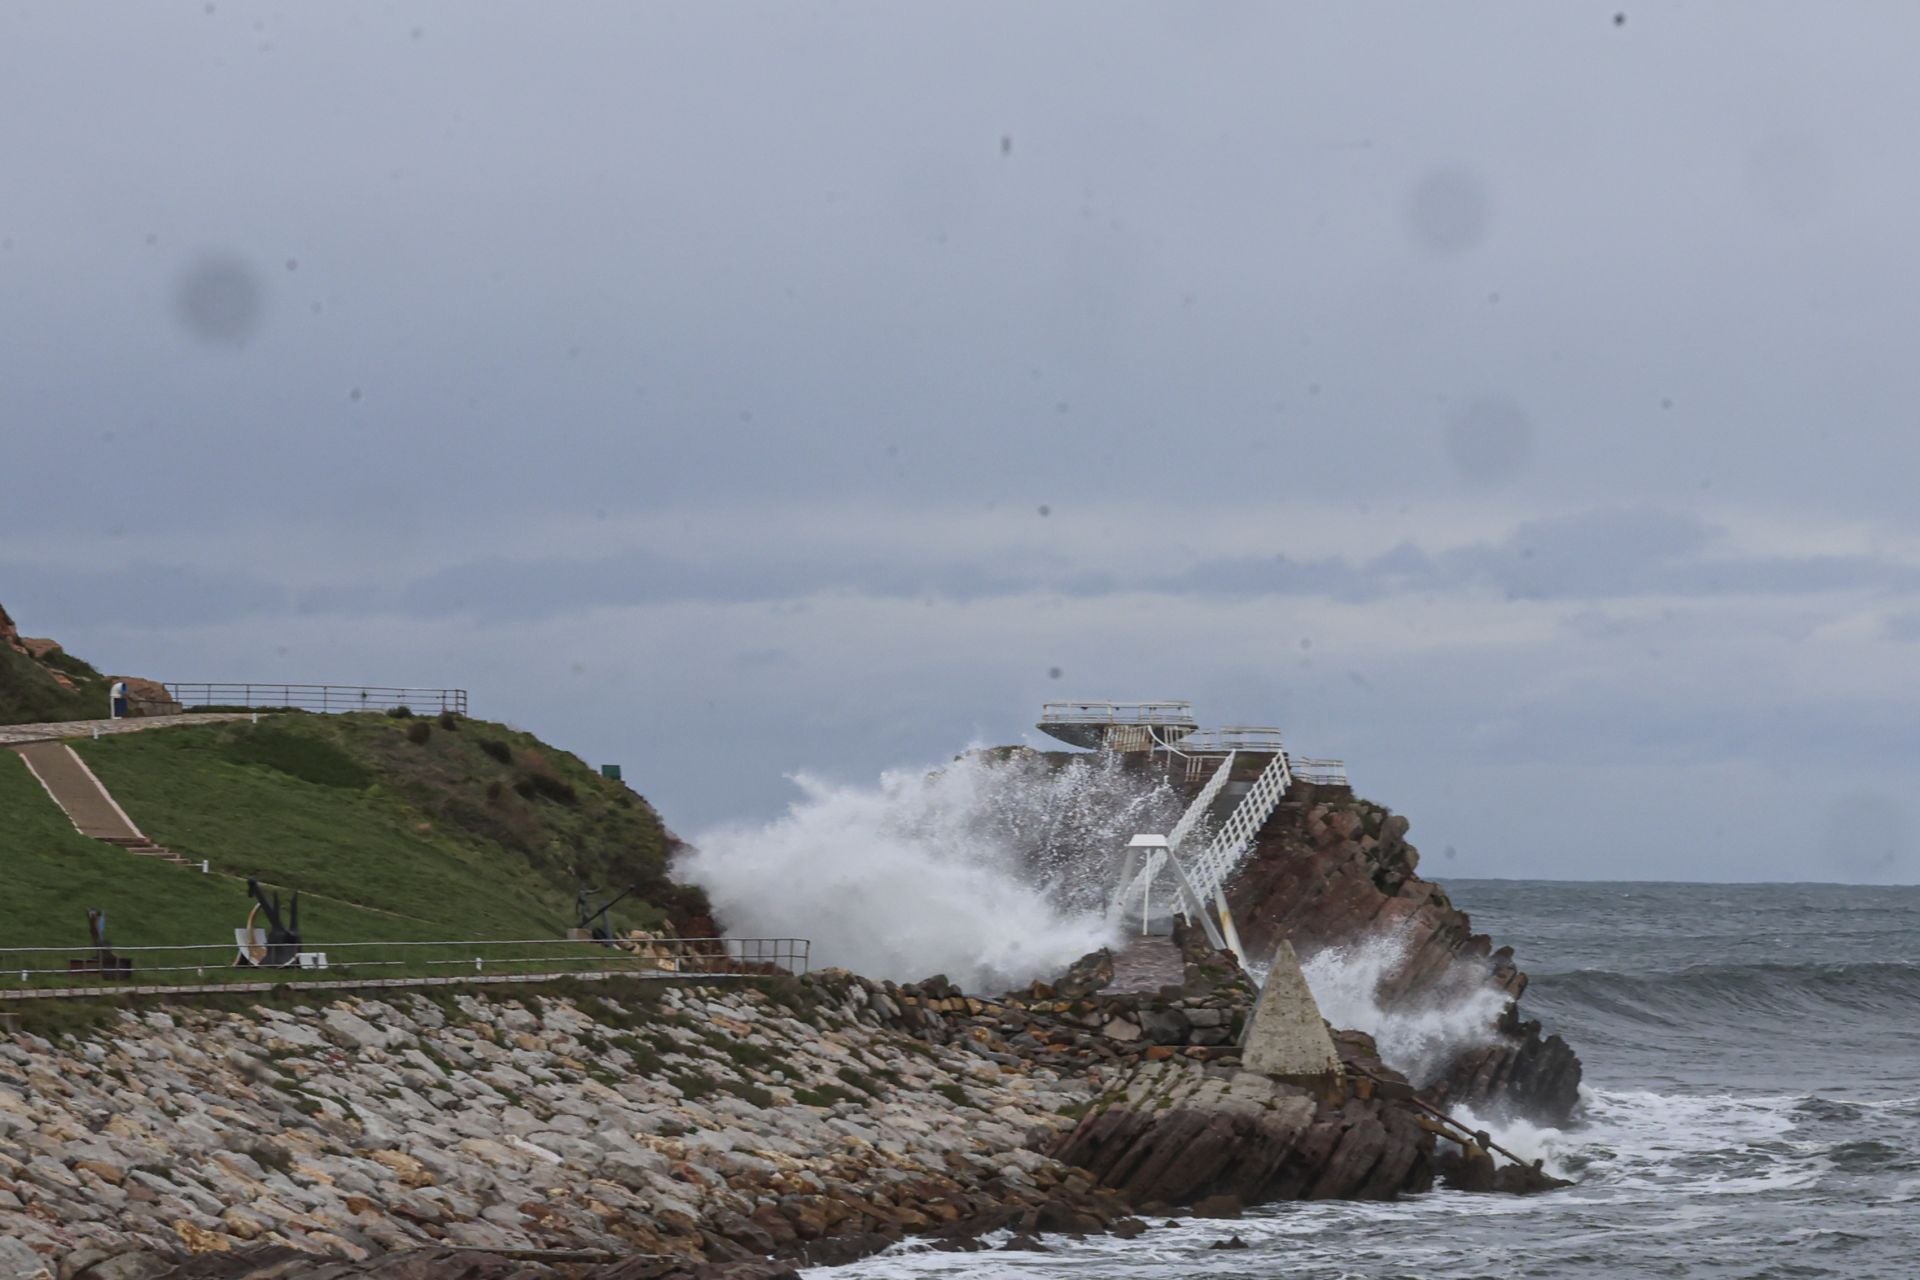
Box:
(1112, 748), (1295, 973)
(12, 742), (189, 867)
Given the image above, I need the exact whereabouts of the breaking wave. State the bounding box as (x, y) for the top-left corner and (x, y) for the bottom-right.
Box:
(685, 748), (1184, 992)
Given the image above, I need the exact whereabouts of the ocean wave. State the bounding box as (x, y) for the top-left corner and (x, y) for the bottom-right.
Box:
(1527, 960), (1920, 1028)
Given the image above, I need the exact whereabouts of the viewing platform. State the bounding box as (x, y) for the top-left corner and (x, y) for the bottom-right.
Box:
(1037, 700), (1198, 750)
(1037, 699), (1350, 787)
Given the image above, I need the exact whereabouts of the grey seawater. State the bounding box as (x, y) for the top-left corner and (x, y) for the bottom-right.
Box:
(812, 881), (1920, 1280)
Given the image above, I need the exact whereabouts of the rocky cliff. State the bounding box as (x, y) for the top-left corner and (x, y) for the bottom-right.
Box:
(1224, 784), (1583, 1123)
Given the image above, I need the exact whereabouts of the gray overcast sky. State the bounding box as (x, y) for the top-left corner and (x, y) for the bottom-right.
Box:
(5, 3), (1919, 882)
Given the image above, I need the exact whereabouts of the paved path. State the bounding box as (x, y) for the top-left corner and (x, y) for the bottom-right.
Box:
(11, 740), (190, 865)
(13, 741), (145, 841)
(1106, 936), (1187, 994)
(0, 711), (258, 746)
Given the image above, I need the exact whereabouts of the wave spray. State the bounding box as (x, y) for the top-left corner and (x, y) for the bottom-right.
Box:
(1300, 935), (1509, 1085)
(685, 748), (1184, 992)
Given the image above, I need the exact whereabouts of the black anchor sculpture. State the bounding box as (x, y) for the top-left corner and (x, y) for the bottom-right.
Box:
(246, 879), (302, 967)
(574, 883), (639, 944)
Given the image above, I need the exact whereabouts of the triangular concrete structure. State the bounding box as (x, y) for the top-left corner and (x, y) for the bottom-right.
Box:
(1241, 938), (1340, 1080)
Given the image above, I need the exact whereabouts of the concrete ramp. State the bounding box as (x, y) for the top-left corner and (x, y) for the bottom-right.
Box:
(14, 741), (145, 841)
(1241, 938), (1339, 1081)
(12, 742), (185, 865)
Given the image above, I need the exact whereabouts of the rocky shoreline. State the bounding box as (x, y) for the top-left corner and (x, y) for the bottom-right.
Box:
(0, 917), (1564, 1280)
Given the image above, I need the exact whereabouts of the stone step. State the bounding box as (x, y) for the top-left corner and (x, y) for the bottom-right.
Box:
(127, 845), (188, 864)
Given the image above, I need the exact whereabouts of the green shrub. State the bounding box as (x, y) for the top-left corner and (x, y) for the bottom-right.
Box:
(836, 1066), (883, 1095)
(720, 1039), (780, 1070)
(438, 711), (460, 731)
(386, 705), (413, 719)
(517, 771), (578, 805)
(221, 728), (371, 790)
(404, 721), (432, 746)
(720, 1078), (774, 1109)
(479, 739), (513, 765)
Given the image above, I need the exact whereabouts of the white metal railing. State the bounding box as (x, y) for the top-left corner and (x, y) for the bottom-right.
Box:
(0, 936), (808, 993)
(163, 684), (469, 716)
(1168, 751), (1235, 853)
(1039, 701), (1197, 729)
(1291, 757), (1349, 786)
(1173, 726), (1288, 753)
(1109, 743), (1304, 978)
(1114, 751), (1237, 918)
(1184, 749), (1293, 904)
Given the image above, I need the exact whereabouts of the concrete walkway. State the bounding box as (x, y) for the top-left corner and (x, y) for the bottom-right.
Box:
(11, 741), (189, 866)
(1106, 936), (1188, 994)
(0, 711), (258, 746)
(13, 741), (145, 841)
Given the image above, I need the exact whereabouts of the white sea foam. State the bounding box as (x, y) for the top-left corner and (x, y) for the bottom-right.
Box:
(686, 749), (1180, 992)
(1299, 935), (1509, 1086)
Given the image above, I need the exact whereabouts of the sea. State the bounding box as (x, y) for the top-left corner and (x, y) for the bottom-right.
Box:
(810, 880), (1920, 1280)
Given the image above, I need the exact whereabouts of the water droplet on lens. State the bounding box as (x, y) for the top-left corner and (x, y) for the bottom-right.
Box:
(1444, 396), (1532, 489)
(172, 252), (266, 344)
(1404, 167), (1491, 256)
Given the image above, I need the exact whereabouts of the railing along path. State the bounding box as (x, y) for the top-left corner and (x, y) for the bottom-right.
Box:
(0, 936), (808, 1000)
(160, 684), (469, 716)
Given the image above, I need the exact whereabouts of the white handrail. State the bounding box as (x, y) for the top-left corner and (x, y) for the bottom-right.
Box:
(1291, 756), (1349, 785)
(1184, 749), (1292, 899)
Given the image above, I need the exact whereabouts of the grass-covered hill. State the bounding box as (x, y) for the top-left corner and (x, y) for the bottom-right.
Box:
(0, 710), (705, 949)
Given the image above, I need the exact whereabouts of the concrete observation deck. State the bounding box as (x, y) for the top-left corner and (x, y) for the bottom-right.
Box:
(1037, 701), (1199, 750)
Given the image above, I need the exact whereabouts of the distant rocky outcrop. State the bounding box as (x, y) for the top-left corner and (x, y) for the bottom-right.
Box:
(0, 598), (177, 723)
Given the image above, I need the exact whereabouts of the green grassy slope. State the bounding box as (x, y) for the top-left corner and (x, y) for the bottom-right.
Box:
(0, 712), (699, 951)
(0, 753), (426, 949)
